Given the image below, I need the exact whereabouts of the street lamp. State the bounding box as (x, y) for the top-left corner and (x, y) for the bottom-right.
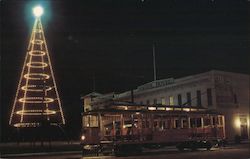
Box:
(33, 6), (43, 17)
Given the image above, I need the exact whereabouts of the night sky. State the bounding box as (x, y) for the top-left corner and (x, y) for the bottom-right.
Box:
(1, 0), (249, 140)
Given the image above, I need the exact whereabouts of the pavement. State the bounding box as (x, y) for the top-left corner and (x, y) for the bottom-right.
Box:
(1, 143), (249, 159)
(0, 140), (250, 159)
(0, 141), (81, 158)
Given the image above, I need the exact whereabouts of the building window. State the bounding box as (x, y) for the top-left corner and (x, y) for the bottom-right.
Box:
(146, 100), (150, 105)
(234, 94), (238, 104)
(186, 92), (191, 106)
(207, 88), (212, 106)
(196, 90), (202, 107)
(161, 98), (166, 105)
(140, 101), (143, 105)
(178, 94), (182, 106)
(153, 99), (157, 105)
(169, 96), (174, 106)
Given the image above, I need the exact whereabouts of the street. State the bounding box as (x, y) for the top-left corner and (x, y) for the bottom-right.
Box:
(5, 144), (250, 159)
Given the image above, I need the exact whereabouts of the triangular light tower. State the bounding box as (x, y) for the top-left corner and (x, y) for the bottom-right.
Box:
(9, 6), (65, 128)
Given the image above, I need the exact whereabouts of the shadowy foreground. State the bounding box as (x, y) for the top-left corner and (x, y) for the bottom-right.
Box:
(1, 143), (249, 159)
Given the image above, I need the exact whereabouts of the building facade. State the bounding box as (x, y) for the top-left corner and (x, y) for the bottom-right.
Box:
(82, 70), (249, 141)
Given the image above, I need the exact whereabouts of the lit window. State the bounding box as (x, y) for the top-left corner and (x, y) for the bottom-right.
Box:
(148, 107), (156, 110)
(161, 98), (166, 105)
(169, 96), (174, 105)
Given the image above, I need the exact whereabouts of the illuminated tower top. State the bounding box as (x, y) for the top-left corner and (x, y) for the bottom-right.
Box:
(9, 6), (65, 128)
(33, 6), (44, 17)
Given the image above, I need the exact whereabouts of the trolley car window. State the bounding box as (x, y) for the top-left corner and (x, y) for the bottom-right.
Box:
(159, 121), (166, 129)
(165, 119), (171, 129)
(174, 119), (180, 128)
(218, 116), (223, 126)
(154, 121), (158, 128)
(190, 118), (202, 128)
(142, 120), (150, 128)
(146, 120), (150, 128)
(83, 115), (99, 127)
(142, 121), (145, 128)
(212, 117), (219, 125)
(203, 117), (211, 126)
(182, 118), (188, 128)
(197, 118), (202, 127)
(162, 121), (166, 129)
(190, 118), (196, 128)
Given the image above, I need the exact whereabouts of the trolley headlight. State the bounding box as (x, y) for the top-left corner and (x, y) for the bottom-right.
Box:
(81, 135), (86, 141)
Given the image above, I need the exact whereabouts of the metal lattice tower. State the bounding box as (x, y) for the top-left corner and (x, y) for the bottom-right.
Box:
(9, 7), (65, 128)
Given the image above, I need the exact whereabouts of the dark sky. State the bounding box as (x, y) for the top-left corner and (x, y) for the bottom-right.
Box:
(1, 0), (249, 140)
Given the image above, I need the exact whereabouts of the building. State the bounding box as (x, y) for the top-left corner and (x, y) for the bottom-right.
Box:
(82, 70), (249, 141)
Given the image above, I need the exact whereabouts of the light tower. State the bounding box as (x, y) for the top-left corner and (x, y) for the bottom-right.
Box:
(9, 6), (65, 128)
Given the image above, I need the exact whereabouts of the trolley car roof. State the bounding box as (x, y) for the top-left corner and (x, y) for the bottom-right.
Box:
(82, 102), (221, 116)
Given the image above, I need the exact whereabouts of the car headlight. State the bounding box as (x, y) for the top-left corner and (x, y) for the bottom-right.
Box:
(81, 135), (86, 141)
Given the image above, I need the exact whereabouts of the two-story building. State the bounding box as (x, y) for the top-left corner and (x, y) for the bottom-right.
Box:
(81, 70), (249, 141)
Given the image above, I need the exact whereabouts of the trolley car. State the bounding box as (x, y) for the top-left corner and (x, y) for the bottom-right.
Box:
(81, 102), (225, 156)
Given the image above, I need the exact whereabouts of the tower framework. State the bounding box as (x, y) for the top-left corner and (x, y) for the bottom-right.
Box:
(9, 16), (65, 128)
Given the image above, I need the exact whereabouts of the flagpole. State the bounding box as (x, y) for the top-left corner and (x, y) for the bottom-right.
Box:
(153, 43), (157, 81)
